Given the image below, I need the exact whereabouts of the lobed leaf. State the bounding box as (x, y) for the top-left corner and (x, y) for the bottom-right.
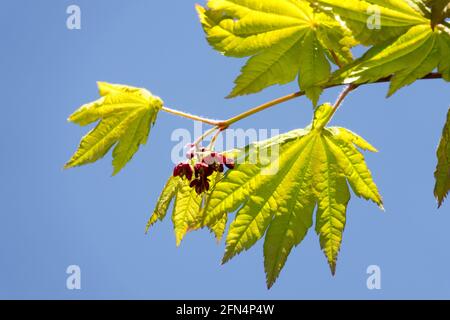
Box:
(310, 0), (428, 45)
(65, 82), (163, 175)
(313, 0), (450, 95)
(197, 0), (355, 104)
(201, 104), (383, 287)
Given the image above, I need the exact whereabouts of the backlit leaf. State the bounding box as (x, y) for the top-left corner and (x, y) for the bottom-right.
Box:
(197, 0), (355, 104)
(434, 107), (450, 207)
(202, 104), (383, 287)
(312, 0), (450, 95)
(65, 82), (163, 175)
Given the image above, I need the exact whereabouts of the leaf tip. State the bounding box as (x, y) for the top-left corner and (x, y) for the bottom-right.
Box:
(194, 3), (204, 12)
(111, 167), (121, 177)
(221, 253), (232, 265)
(225, 91), (237, 99)
(63, 160), (75, 170)
(329, 262), (337, 276)
(437, 196), (446, 208)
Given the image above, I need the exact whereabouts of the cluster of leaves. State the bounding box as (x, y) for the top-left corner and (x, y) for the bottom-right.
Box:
(65, 0), (450, 288)
(311, 0), (450, 95)
(146, 104), (383, 287)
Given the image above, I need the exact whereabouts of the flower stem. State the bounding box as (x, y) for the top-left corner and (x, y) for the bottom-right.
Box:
(193, 127), (218, 147)
(208, 129), (223, 150)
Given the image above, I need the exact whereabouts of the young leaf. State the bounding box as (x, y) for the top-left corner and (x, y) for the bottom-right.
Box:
(314, 138), (350, 275)
(313, 0), (450, 95)
(202, 104), (383, 288)
(65, 82), (163, 175)
(434, 107), (450, 207)
(172, 183), (204, 246)
(147, 172), (224, 245)
(146, 176), (181, 234)
(197, 0), (355, 105)
(336, 24), (450, 96)
(310, 0), (428, 45)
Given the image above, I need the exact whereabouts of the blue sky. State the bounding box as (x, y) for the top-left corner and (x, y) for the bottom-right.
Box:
(1, 0), (450, 299)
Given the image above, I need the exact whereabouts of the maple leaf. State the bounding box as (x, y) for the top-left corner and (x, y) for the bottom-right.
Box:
(434, 107), (450, 207)
(65, 82), (163, 175)
(197, 0), (356, 105)
(310, 0), (429, 45)
(146, 172), (224, 245)
(311, 0), (450, 95)
(201, 103), (383, 288)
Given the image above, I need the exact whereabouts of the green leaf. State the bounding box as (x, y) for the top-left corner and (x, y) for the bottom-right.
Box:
(310, 0), (428, 45)
(314, 137), (350, 275)
(437, 31), (450, 80)
(147, 172), (226, 245)
(146, 176), (181, 234)
(201, 129), (310, 229)
(312, 0), (450, 95)
(222, 134), (316, 265)
(172, 182), (204, 246)
(327, 127), (378, 152)
(202, 104), (383, 287)
(298, 30), (331, 105)
(263, 139), (316, 288)
(65, 82), (163, 175)
(434, 107), (450, 207)
(197, 0), (355, 104)
(334, 24), (450, 96)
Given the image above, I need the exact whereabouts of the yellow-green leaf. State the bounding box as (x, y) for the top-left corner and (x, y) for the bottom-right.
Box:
(65, 82), (163, 175)
(202, 103), (383, 287)
(434, 107), (450, 207)
(315, 137), (350, 274)
(310, 0), (428, 45)
(172, 182), (203, 246)
(197, 0), (355, 103)
(147, 172), (226, 245)
(314, 0), (450, 95)
(146, 176), (181, 234)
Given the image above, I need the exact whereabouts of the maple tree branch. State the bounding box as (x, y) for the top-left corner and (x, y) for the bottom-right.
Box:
(161, 106), (221, 126)
(161, 72), (443, 131)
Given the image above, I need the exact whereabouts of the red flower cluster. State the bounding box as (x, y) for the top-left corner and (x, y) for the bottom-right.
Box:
(173, 151), (235, 194)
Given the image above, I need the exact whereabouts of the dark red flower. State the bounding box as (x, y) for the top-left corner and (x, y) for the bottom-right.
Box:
(175, 148), (235, 195)
(190, 176), (210, 194)
(222, 155), (235, 169)
(173, 162), (193, 181)
(195, 162), (214, 177)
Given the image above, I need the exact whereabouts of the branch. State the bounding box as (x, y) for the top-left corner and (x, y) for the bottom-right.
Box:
(161, 106), (221, 126)
(161, 72), (443, 130)
(333, 84), (357, 111)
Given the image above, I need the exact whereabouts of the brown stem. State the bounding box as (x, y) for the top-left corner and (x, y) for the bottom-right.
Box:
(161, 72), (443, 128)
